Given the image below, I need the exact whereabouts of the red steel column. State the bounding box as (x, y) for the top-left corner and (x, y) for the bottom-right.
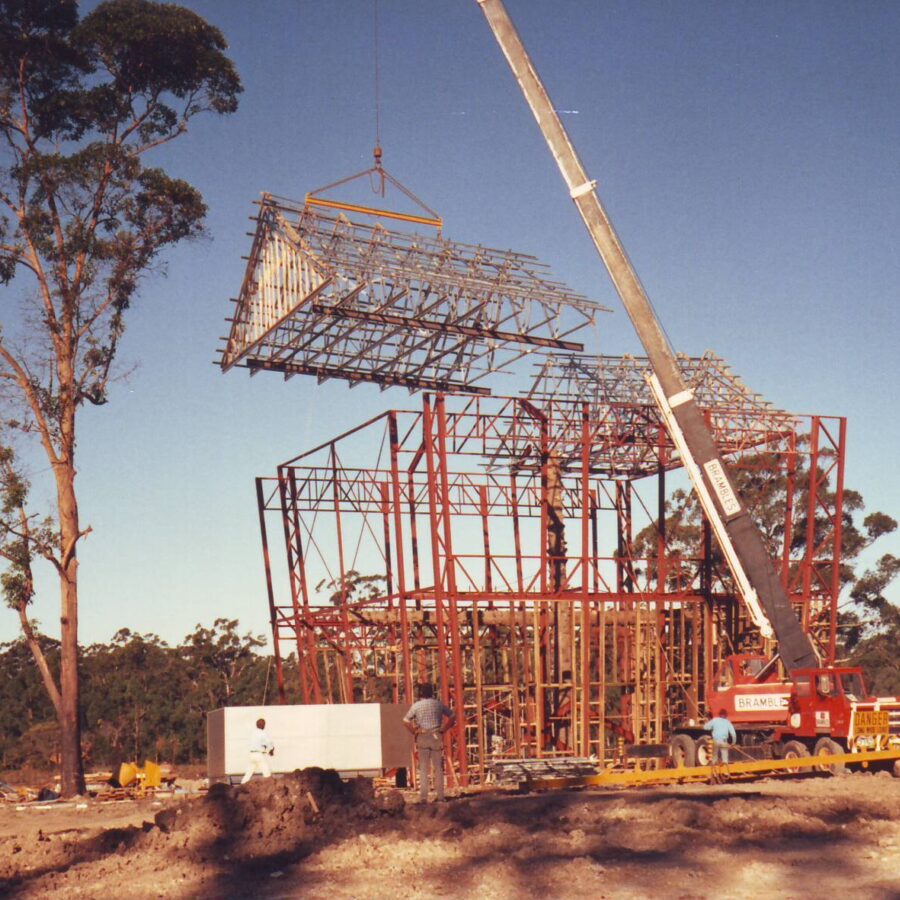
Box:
(330, 445), (354, 702)
(434, 395), (468, 782)
(801, 419), (820, 631)
(423, 395), (467, 781)
(826, 418), (847, 664)
(580, 403), (592, 755)
(257, 477), (286, 703)
(388, 412), (413, 703)
(781, 432), (797, 590)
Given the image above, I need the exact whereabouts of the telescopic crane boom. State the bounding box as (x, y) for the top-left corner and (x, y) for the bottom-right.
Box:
(476, 0), (818, 674)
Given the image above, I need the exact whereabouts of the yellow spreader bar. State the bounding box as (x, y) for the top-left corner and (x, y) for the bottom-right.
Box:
(523, 748), (900, 791)
(305, 196), (443, 229)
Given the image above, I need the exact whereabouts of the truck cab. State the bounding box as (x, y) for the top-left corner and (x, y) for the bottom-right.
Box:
(780, 667), (867, 742)
(706, 658), (875, 740)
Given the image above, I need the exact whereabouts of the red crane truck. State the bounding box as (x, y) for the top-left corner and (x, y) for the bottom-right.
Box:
(670, 653), (900, 771)
(477, 0), (900, 775)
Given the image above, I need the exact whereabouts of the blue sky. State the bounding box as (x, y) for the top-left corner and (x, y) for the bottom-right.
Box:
(5, 0), (900, 647)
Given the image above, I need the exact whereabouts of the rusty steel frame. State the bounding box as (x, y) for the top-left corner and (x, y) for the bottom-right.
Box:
(255, 360), (847, 785)
(218, 194), (609, 394)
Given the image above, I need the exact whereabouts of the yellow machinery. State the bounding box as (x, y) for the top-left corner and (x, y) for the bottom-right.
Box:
(520, 748), (900, 792)
(116, 761), (163, 794)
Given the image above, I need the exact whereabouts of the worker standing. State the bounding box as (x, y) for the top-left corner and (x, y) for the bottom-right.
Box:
(240, 717), (275, 784)
(403, 684), (455, 802)
(704, 708), (737, 765)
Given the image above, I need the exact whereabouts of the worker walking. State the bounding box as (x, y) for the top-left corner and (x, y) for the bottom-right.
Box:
(704, 708), (737, 771)
(240, 717), (275, 784)
(403, 684), (455, 802)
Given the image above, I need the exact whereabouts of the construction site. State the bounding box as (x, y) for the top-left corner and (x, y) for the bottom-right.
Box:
(2, 2), (899, 899)
(211, 0), (897, 794)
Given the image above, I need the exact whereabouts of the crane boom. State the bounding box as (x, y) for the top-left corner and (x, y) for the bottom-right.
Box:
(476, 0), (818, 673)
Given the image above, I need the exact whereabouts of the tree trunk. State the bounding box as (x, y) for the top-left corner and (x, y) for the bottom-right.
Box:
(56, 463), (85, 797)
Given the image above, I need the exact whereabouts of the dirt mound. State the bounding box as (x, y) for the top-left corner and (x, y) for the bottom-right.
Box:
(149, 768), (404, 862)
(0, 768), (406, 898)
(4, 773), (900, 899)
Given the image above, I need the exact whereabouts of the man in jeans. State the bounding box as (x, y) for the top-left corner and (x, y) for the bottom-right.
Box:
(704, 708), (737, 775)
(403, 684), (455, 802)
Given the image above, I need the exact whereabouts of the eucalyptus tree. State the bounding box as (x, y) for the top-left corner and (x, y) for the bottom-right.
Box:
(0, 0), (241, 795)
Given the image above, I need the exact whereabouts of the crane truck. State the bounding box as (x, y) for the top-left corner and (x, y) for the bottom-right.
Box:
(476, 0), (900, 773)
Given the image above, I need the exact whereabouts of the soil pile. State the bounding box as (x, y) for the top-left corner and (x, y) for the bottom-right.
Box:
(150, 767), (404, 861)
(0, 768), (405, 898)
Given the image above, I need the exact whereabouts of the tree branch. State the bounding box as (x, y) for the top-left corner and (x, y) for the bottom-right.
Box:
(3, 489), (63, 717)
(17, 600), (62, 717)
(0, 340), (62, 467)
(0, 247), (36, 277)
(60, 525), (91, 570)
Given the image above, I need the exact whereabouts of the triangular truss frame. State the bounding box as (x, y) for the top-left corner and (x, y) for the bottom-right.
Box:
(219, 194), (609, 394)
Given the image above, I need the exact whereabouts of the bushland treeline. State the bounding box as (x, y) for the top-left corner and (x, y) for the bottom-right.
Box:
(3, 601), (897, 774)
(0, 619), (299, 771)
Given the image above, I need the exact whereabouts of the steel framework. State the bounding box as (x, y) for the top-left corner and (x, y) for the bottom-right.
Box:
(219, 194), (609, 394)
(254, 356), (846, 785)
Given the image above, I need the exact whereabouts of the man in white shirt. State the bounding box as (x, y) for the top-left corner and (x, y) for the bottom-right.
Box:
(240, 717), (275, 784)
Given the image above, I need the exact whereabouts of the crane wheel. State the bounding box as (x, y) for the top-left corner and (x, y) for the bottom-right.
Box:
(781, 740), (807, 774)
(813, 737), (846, 775)
(670, 734), (696, 768)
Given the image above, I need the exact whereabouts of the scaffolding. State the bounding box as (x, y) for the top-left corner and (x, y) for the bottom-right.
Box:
(254, 358), (846, 785)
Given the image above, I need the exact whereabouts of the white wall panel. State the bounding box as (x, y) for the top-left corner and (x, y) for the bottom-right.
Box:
(207, 704), (410, 781)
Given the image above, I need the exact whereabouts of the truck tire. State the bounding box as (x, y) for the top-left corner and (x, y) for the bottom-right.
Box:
(813, 737), (846, 775)
(695, 735), (713, 766)
(670, 734), (696, 768)
(781, 740), (807, 774)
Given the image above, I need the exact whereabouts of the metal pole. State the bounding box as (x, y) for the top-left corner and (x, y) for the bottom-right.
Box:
(388, 412), (414, 703)
(828, 418), (847, 664)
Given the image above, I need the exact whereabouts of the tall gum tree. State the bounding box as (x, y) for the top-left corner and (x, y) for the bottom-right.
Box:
(0, 0), (241, 795)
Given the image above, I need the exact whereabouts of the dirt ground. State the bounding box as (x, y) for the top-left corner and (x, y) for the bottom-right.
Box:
(0, 768), (899, 899)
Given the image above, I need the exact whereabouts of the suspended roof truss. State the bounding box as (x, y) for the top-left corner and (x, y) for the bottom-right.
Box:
(218, 194), (610, 394)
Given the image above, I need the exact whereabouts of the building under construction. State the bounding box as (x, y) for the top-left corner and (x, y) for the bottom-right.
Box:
(219, 189), (846, 786)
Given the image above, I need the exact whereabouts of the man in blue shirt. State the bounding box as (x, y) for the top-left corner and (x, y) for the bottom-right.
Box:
(704, 708), (737, 764)
(403, 684), (455, 802)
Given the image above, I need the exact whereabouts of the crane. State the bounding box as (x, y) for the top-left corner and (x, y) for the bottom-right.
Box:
(474, 0), (818, 674)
